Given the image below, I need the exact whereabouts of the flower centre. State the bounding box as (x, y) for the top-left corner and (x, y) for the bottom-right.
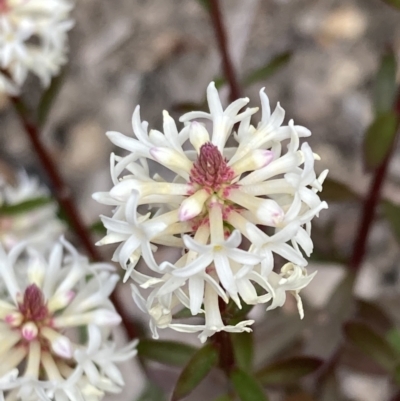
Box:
(190, 142), (235, 192)
(5, 284), (52, 342)
(18, 284), (49, 322)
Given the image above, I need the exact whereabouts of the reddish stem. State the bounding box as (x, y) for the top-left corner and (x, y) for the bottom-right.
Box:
(349, 89), (400, 271)
(9, 95), (138, 341)
(209, 0), (242, 102)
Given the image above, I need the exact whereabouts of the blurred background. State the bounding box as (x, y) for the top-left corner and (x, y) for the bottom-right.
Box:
(1, 0), (400, 400)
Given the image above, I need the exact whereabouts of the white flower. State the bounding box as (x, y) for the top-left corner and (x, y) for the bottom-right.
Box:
(94, 82), (328, 341)
(0, 172), (65, 251)
(0, 0), (74, 94)
(0, 238), (137, 400)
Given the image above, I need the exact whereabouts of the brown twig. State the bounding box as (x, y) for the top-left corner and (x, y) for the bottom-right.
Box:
(9, 95), (138, 341)
(348, 88), (400, 272)
(209, 0), (242, 102)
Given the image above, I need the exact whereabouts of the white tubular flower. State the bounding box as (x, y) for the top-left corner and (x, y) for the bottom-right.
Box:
(94, 82), (328, 341)
(0, 0), (74, 94)
(0, 172), (65, 251)
(0, 238), (137, 400)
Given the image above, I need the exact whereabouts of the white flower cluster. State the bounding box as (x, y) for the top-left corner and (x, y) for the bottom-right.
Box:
(94, 82), (328, 343)
(0, 238), (137, 401)
(0, 0), (74, 94)
(0, 172), (64, 250)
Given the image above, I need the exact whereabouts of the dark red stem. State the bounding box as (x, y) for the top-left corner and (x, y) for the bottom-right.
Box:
(9, 95), (138, 341)
(349, 89), (400, 271)
(209, 0), (242, 102)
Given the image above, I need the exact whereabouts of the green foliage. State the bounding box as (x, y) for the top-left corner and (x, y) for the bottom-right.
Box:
(320, 178), (360, 202)
(344, 321), (400, 371)
(382, 200), (400, 245)
(231, 331), (254, 370)
(171, 343), (218, 401)
(381, 0), (400, 8)
(37, 68), (67, 127)
(231, 368), (269, 401)
(256, 357), (323, 386)
(374, 52), (398, 114)
(137, 339), (196, 367)
(0, 197), (53, 215)
(363, 51), (399, 170)
(243, 52), (292, 87)
(137, 381), (166, 401)
(387, 329), (400, 354)
(363, 111), (398, 169)
(197, 0), (211, 10)
(89, 219), (106, 235)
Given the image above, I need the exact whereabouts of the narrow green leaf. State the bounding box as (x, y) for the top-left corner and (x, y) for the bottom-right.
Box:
(197, 0), (210, 10)
(243, 52), (292, 87)
(363, 111), (398, 170)
(382, 0), (400, 9)
(0, 197), (53, 215)
(231, 368), (269, 401)
(213, 395), (232, 401)
(374, 52), (398, 114)
(137, 381), (166, 401)
(172, 307), (195, 319)
(256, 357), (323, 385)
(231, 331), (253, 371)
(38, 68), (67, 127)
(387, 329), (400, 355)
(320, 178), (360, 202)
(137, 339), (196, 367)
(89, 220), (106, 235)
(382, 200), (400, 245)
(344, 321), (399, 371)
(171, 343), (218, 401)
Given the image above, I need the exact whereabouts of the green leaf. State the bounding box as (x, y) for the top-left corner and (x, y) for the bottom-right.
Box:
(374, 52), (398, 114)
(382, 0), (400, 9)
(320, 178), (360, 202)
(37, 68), (67, 127)
(387, 329), (400, 355)
(137, 339), (196, 367)
(213, 395), (232, 401)
(137, 381), (166, 401)
(363, 111), (398, 170)
(231, 331), (253, 371)
(256, 357), (323, 386)
(89, 220), (106, 235)
(243, 52), (292, 87)
(382, 200), (400, 245)
(171, 343), (218, 401)
(231, 368), (269, 401)
(344, 321), (399, 371)
(0, 197), (53, 215)
(196, 0), (210, 10)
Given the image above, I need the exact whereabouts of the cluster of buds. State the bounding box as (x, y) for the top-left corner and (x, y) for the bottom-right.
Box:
(0, 238), (137, 400)
(0, 0), (74, 94)
(94, 82), (328, 343)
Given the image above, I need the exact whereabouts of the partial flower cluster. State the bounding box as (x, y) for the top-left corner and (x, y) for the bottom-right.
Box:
(0, 172), (65, 251)
(94, 82), (328, 343)
(0, 238), (137, 401)
(0, 0), (74, 94)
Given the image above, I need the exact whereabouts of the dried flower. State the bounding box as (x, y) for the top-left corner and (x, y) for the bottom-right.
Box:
(94, 82), (328, 342)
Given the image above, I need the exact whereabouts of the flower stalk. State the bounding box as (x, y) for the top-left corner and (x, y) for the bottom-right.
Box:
(349, 88), (400, 272)
(209, 0), (241, 102)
